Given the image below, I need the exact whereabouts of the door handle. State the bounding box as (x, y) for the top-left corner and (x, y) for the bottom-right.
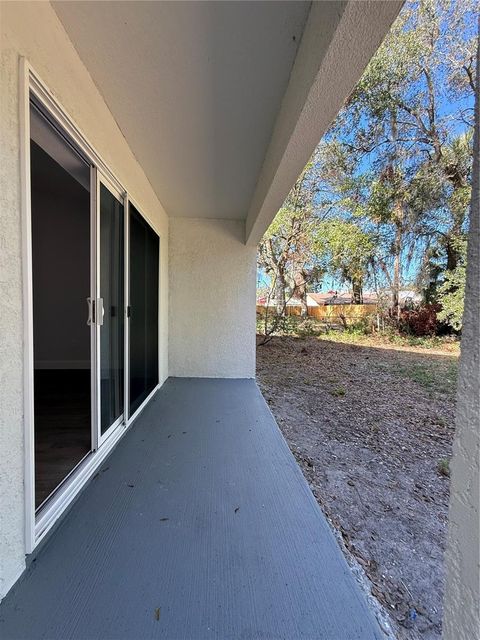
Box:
(87, 297), (104, 326)
(97, 297), (105, 326)
(87, 297), (93, 326)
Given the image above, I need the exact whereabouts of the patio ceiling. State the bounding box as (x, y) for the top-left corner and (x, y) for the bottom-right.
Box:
(53, 1), (402, 239)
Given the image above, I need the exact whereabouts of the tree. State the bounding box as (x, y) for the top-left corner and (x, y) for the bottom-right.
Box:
(314, 220), (374, 303)
(257, 158), (327, 316)
(314, 0), (476, 318)
(257, 0), (476, 335)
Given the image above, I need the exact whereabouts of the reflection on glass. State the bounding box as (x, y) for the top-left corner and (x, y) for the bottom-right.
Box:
(100, 184), (124, 434)
(129, 204), (159, 416)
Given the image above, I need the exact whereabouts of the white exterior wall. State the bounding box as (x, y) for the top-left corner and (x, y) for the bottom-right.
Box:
(0, 1), (169, 598)
(169, 219), (256, 378)
(443, 40), (480, 640)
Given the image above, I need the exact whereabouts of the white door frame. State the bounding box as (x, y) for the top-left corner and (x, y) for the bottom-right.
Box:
(90, 165), (99, 453)
(21, 59), (161, 552)
(96, 171), (128, 447)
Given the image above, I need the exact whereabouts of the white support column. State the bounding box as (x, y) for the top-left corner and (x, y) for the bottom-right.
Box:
(168, 218), (257, 378)
(443, 29), (480, 640)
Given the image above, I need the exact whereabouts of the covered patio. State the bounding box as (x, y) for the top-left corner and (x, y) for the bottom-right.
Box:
(0, 378), (381, 639)
(2, 1), (478, 637)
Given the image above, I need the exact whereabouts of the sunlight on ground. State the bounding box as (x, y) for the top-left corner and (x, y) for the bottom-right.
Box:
(314, 334), (460, 358)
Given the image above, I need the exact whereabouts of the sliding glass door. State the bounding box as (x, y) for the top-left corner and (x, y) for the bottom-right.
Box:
(29, 91), (160, 521)
(129, 204), (160, 417)
(98, 179), (125, 441)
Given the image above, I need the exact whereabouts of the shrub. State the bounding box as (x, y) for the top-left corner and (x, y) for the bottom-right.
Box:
(437, 236), (467, 332)
(345, 318), (372, 335)
(400, 304), (439, 337)
(296, 317), (321, 337)
(256, 313), (301, 338)
(437, 266), (466, 332)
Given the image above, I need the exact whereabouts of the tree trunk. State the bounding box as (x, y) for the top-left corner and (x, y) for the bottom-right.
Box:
(351, 279), (363, 304)
(445, 237), (460, 272)
(389, 110), (403, 322)
(392, 215), (403, 321)
(274, 269), (286, 316)
(293, 270), (308, 317)
(392, 201), (403, 321)
(300, 294), (308, 317)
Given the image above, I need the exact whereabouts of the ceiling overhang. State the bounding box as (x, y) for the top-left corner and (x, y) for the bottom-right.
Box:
(52, 0), (403, 242)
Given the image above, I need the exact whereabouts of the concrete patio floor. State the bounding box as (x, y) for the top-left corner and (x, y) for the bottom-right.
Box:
(0, 378), (382, 639)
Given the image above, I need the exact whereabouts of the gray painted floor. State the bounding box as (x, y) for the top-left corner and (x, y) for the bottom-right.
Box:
(0, 378), (382, 640)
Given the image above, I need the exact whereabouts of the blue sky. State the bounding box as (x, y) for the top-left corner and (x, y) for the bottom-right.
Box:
(257, 0), (476, 296)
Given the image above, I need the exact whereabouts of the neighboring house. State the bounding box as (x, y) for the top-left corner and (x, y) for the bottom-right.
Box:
(0, 2), (477, 639)
(259, 290), (419, 308)
(257, 296), (304, 307)
(307, 291), (379, 306)
(375, 288), (423, 308)
(397, 289), (423, 306)
(257, 291), (378, 307)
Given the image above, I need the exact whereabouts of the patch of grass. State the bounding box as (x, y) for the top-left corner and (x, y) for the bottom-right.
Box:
(321, 328), (366, 345)
(399, 364), (436, 388)
(397, 362), (458, 395)
(434, 415), (447, 428)
(437, 458), (450, 477)
(382, 330), (460, 352)
(318, 329), (460, 353)
(330, 387), (346, 397)
(256, 314), (461, 354)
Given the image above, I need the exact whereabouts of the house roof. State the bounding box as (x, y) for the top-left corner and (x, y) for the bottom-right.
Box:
(307, 292), (378, 305)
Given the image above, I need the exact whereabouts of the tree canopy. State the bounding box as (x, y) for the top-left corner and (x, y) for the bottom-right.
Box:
(257, 0), (477, 332)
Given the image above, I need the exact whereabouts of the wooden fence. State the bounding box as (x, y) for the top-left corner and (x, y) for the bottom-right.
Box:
(256, 303), (378, 324)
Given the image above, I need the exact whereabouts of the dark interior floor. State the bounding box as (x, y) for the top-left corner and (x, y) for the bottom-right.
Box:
(34, 369), (91, 508)
(2, 378), (382, 639)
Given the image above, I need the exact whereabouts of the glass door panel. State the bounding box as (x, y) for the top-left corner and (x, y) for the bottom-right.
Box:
(99, 181), (125, 438)
(30, 98), (92, 510)
(129, 204), (159, 417)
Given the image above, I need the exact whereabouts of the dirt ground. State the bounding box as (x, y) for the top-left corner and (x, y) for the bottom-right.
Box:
(256, 335), (458, 640)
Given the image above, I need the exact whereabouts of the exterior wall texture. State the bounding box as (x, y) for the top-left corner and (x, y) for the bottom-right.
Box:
(443, 37), (480, 640)
(0, 1), (169, 598)
(169, 218), (256, 378)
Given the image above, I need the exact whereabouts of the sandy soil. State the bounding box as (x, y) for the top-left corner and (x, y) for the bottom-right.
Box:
(256, 335), (458, 640)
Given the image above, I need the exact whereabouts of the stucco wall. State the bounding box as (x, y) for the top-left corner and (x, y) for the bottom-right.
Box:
(169, 219), (256, 378)
(443, 37), (480, 640)
(0, 1), (169, 599)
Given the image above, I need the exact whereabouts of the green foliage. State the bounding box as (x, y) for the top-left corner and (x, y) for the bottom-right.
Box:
(315, 0), (475, 312)
(344, 319), (372, 335)
(296, 317), (322, 338)
(256, 313), (300, 338)
(437, 262), (467, 331)
(314, 220), (374, 299)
